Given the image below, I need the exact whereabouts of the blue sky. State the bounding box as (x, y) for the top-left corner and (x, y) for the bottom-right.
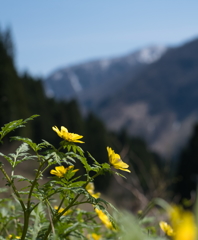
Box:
(1, 1), (198, 77)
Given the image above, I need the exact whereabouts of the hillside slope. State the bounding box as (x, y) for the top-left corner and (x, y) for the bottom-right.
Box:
(98, 38), (198, 156)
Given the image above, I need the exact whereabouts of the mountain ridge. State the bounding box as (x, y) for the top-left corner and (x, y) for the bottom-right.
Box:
(43, 38), (198, 157)
(44, 45), (167, 112)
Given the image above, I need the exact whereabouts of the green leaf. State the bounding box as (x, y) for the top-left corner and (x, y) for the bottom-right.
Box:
(11, 136), (37, 151)
(68, 181), (86, 188)
(75, 146), (84, 156)
(23, 114), (39, 123)
(12, 175), (32, 183)
(0, 187), (8, 193)
(0, 115), (39, 142)
(37, 140), (54, 150)
(78, 156), (91, 172)
(101, 163), (111, 170)
(63, 222), (79, 235)
(0, 152), (13, 165)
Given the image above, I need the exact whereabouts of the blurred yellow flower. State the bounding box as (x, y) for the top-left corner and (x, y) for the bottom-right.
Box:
(159, 221), (175, 236)
(107, 147), (130, 172)
(50, 165), (78, 178)
(87, 233), (101, 240)
(86, 182), (100, 199)
(95, 208), (113, 230)
(52, 126), (84, 143)
(169, 205), (183, 229)
(169, 206), (196, 240)
(174, 213), (196, 240)
(8, 235), (20, 239)
(54, 205), (71, 216)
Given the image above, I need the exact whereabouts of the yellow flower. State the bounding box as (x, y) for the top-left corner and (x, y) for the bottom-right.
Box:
(159, 221), (175, 236)
(52, 126), (84, 143)
(87, 233), (101, 240)
(8, 236), (20, 239)
(107, 147), (131, 172)
(169, 206), (196, 240)
(86, 182), (100, 199)
(174, 212), (196, 240)
(169, 205), (183, 229)
(54, 206), (71, 216)
(95, 208), (113, 230)
(50, 165), (78, 178)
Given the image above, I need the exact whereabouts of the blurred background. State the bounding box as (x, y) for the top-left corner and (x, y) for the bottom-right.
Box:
(1, 0), (198, 211)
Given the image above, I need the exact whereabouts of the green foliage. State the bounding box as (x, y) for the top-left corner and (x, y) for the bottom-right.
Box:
(0, 117), (124, 239)
(1, 116), (198, 240)
(0, 116), (177, 240)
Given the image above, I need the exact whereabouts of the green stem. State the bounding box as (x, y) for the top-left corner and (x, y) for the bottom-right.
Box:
(139, 198), (171, 220)
(27, 156), (45, 208)
(57, 196), (65, 212)
(21, 154), (46, 239)
(0, 167), (25, 211)
(0, 220), (10, 235)
(0, 166), (28, 240)
(43, 193), (81, 240)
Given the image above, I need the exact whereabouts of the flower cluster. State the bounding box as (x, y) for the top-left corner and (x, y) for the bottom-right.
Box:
(53, 125), (131, 173)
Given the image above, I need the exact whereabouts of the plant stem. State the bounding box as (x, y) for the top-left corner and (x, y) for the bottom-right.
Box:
(0, 167), (26, 211)
(43, 193), (81, 240)
(21, 155), (46, 239)
(0, 166), (28, 240)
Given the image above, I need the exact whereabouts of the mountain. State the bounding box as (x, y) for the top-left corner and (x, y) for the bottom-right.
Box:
(44, 39), (198, 157)
(43, 46), (167, 112)
(97, 37), (198, 157)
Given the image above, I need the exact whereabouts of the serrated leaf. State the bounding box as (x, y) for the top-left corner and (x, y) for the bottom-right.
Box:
(72, 145), (77, 153)
(37, 139), (53, 150)
(0, 115), (39, 141)
(0, 119), (24, 140)
(101, 163), (111, 169)
(12, 175), (32, 183)
(0, 152), (13, 165)
(78, 156), (91, 172)
(63, 222), (79, 235)
(69, 181), (86, 188)
(74, 145), (84, 156)
(11, 136), (37, 151)
(24, 114), (39, 122)
(17, 142), (29, 153)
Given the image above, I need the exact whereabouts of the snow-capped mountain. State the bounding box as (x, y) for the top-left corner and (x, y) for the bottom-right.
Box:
(43, 45), (167, 110)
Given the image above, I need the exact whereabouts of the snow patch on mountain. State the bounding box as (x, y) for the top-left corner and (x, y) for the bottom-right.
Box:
(52, 72), (63, 81)
(99, 59), (112, 70)
(67, 70), (82, 92)
(137, 46), (167, 64)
